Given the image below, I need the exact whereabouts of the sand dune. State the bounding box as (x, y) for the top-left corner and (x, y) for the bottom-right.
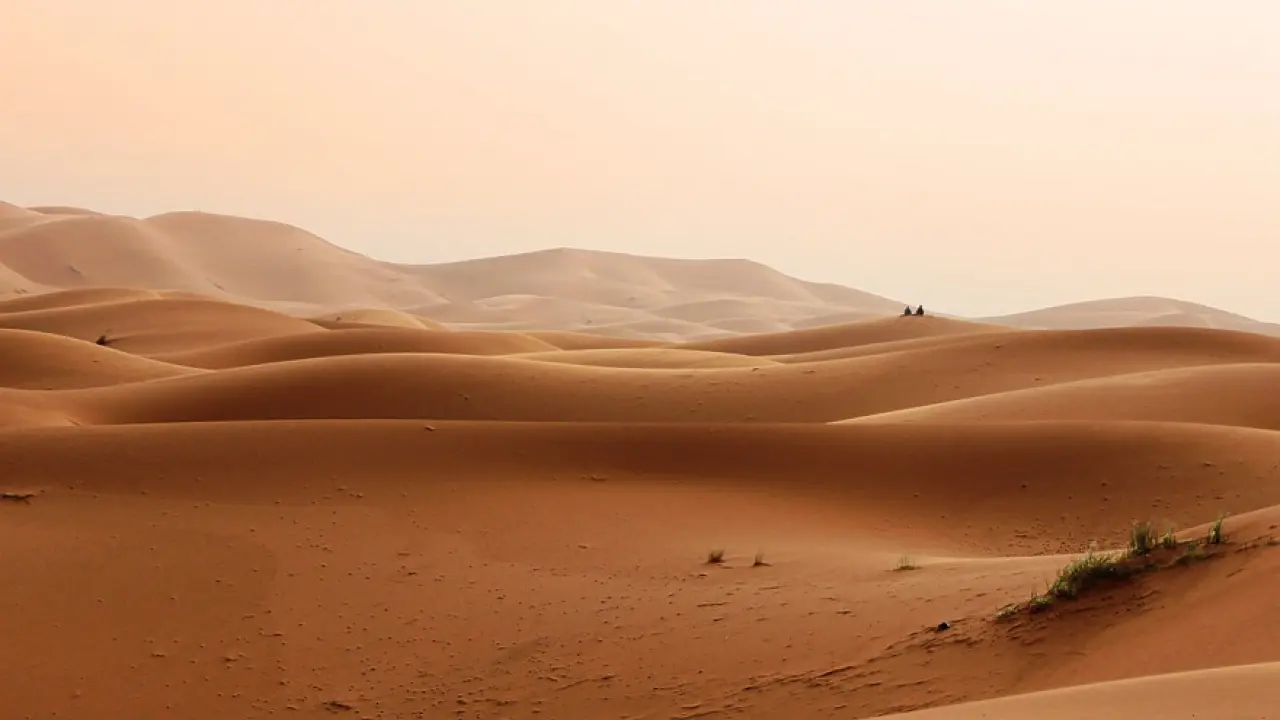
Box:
(5, 201), (1276, 339)
(515, 347), (777, 369)
(0, 210), (441, 309)
(986, 295), (1280, 336)
(26, 205), (107, 216)
(0, 286), (163, 313)
(0, 328), (197, 389)
(15, 323), (1275, 427)
(0, 295), (323, 353)
(523, 329), (663, 350)
(4, 417), (1280, 718)
(5, 200), (1280, 719)
(845, 363), (1280, 430)
(880, 663), (1280, 719)
(154, 327), (558, 369)
(308, 307), (449, 330)
(679, 315), (1009, 355)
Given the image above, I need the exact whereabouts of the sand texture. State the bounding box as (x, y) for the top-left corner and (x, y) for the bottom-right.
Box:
(2, 203), (1280, 719)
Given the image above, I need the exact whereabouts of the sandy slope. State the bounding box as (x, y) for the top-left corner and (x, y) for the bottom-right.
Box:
(0, 328), (197, 389)
(11, 200), (1276, 339)
(0, 205), (914, 339)
(677, 315), (1009, 355)
(843, 363), (1280, 430)
(3, 417), (1280, 719)
(880, 663), (1280, 719)
(152, 328), (559, 369)
(514, 347), (777, 369)
(12, 322), (1278, 428)
(4, 204), (1280, 718)
(984, 295), (1280, 336)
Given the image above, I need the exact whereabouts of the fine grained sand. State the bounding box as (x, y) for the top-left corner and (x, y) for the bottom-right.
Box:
(3, 208), (1280, 719)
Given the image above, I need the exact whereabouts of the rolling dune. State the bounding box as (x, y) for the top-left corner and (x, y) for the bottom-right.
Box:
(523, 329), (663, 350)
(515, 347), (778, 369)
(153, 327), (558, 369)
(15, 322), (1279, 427)
(3, 201), (1280, 719)
(3, 418), (1280, 718)
(308, 307), (449, 331)
(678, 315), (1011, 355)
(879, 663), (1280, 719)
(0, 328), (197, 389)
(0, 294), (324, 352)
(5, 202), (1276, 338)
(844, 363), (1280, 430)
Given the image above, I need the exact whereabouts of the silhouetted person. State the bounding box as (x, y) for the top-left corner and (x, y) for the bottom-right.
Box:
(903, 305), (914, 316)
(914, 305), (925, 316)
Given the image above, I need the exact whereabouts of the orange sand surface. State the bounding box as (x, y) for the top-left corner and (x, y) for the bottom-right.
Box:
(2, 205), (1279, 719)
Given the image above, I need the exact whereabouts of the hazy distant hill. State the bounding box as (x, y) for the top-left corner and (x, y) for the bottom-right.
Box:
(2, 201), (1273, 339)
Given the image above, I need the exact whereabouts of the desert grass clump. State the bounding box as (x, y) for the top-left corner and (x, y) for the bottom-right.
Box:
(752, 550), (769, 567)
(894, 555), (919, 572)
(1027, 594), (1055, 614)
(995, 603), (1020, 621)
(1207, 514), (1227, 546)
(1046, 550), (1129, 601)
(996, 512), (1238, 621)
(1128, 520), (1157, 556)
(706, 549), (726, 565)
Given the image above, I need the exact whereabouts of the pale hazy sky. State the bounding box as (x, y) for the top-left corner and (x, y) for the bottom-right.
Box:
(2, 1), (1277, 318)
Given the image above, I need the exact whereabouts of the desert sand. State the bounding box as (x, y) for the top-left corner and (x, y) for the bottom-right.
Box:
(3, 203), (1280, 719)
(5, 204), (1280, 339)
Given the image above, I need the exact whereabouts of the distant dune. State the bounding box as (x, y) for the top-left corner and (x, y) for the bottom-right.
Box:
(7, 201), (1273, 339)
(5, 200), (1280, 719)
(983, 295), (1280, 336)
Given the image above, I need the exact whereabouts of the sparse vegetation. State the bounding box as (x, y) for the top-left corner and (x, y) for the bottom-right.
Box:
(1027, 594), (1055, 614)
(1128, 521), (1156, 556)
(706, 549), (725, 565)
(1207, 513), (1227, 545)
(752, 550), (769, 567)
(1045, 549), (1131, 600)
(995, 514), (1232, 620)
(894, 555), (919, 572)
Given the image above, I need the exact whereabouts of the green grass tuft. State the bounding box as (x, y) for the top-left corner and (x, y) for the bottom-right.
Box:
(994, 512), (1238, 621)
(1207, 514), (1227, 545)
(1027, 594), (1055, 613)
(1047, 550), (1131, 600)
(1128, 521), (1156, 556)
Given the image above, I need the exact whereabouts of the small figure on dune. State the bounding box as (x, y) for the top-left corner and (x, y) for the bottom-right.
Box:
(914, 305), (925, 317)
(903, 305), (914, 316)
